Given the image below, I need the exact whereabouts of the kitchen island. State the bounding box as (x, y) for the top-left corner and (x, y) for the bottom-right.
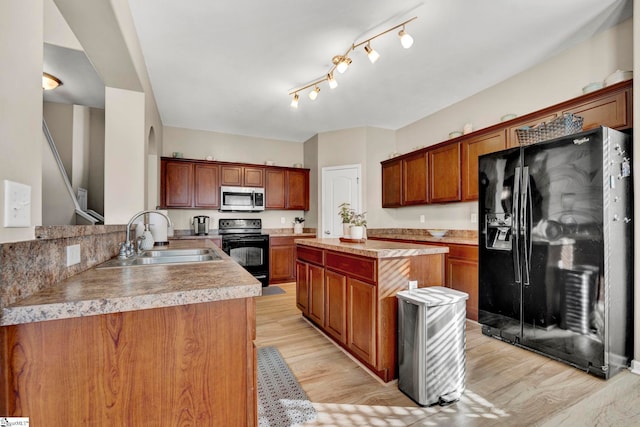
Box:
(295, 238), (448, 382)
(0, 239), (260, 426)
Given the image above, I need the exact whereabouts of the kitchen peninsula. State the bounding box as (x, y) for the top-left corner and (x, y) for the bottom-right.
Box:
(295, 238), (448, 382)
(0, 239), (260, 426)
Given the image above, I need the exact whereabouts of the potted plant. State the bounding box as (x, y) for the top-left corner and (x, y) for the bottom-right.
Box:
(350, 211), (367, 240)
(293, 217), (305, 234)
(338, 203), (354, 236)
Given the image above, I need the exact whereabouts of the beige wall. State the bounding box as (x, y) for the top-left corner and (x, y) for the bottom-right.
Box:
(303, 134), (319, 228)
(88, 108), (105, 215)
(0, 0), (43, 243)
(42, 133), (75, 225)
(71, 105), (90, 192)
(43, 102), (74, 180)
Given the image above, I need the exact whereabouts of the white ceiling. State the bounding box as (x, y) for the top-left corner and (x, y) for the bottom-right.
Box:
(49, 0), (633, 143)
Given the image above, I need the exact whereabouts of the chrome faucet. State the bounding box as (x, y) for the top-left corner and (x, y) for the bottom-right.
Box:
(119, 210), (173, 259)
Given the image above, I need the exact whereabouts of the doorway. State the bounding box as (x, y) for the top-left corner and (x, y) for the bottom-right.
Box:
(321, 164), (361, 237)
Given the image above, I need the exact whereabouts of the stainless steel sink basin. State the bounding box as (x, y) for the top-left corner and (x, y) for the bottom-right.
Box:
(97, 248), (222, 268)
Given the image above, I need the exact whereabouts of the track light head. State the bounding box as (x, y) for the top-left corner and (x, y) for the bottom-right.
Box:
(290, 93), (299, 108)
(333, 55), (352, 74)
(327, 73), (338, 89)
(398, 26), (414, 49)
(309, 86), (320, 100)
(364, 42), (380, 64)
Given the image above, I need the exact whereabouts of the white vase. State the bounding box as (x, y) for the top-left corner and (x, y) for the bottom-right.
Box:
(294, 223), (303, 234)
(350, 226), (364, 240)
(343, 223), (351, 237)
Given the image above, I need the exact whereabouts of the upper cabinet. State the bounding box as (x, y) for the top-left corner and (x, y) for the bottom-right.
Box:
(383, 79), (632, 208)
(160, 158), (309, 211)
(220, 165), (264, 187)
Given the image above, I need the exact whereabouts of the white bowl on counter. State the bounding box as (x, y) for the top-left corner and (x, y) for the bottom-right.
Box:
(428, 229), (447, 238)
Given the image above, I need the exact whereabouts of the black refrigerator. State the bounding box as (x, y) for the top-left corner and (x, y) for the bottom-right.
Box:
(478, 126), (633, 378)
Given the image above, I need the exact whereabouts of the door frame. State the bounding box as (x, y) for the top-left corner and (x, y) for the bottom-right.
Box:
(321, 164), (362, 238)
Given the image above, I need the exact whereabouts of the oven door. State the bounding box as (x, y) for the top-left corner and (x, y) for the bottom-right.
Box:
(222, 235), (269, 286)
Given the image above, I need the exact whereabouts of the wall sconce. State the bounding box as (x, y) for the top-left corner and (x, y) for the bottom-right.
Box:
(42, 72), (62, 90)
(289, 16), (417, 107)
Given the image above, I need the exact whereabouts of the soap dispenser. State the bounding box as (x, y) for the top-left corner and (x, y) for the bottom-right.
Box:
(140, 224), (155, 250)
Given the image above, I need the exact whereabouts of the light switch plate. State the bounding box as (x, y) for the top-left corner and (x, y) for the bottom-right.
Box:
(3, 180), (31, 227)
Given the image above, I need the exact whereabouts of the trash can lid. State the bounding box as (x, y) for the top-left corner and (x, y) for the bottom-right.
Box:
(396, 286), (469, 306)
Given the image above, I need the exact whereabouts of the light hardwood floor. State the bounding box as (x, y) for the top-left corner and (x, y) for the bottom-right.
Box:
(256, 282), (640, 426)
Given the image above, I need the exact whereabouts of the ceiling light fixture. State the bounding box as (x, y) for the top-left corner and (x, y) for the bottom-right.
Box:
(327, 73), (338, 89)
(42, 72), (62, 90)
(398, 25), (414, 49)
(288, 16), (416, 107)
(364, 42), (380, 64)
(308, 86), (320, 100)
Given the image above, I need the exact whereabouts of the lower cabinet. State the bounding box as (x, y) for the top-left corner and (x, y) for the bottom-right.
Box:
(270, 235), (315, 284)
(446, 244), (479, 321)
(296, 243), (445, 382)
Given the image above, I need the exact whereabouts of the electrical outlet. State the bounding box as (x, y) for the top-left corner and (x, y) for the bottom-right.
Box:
(66, 244), (81, 267)
(280, 217), (286, 224)
(419, 215), (425, 223)
(408, 280), (418, 291)
(3, 180), (31, 227)
(471, 213), (478, 223)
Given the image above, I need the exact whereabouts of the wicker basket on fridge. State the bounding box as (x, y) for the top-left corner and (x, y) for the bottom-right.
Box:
(515, 113), (584, 145)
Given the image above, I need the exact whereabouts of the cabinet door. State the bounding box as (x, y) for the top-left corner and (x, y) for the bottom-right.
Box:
(162, 160), (193, 207)
(270, 244), (295, 283)
(308, 264), (325, 325)
(402, 151), (428, 205)
(562, 90), (630, 131)
(347, 277), (376, 366)
(295, 261), (309, 314)
(447, 257), (479, 321)
(324, 270), (347, 345)
(507, 113), (559, 148)
(461, 131), (506, 201)
(194, 163), (220, 208)
(381, 159), (402, 207)
(429, 142), (461, 203)
(220, 165), (243, 186)
(265, 169), (286, 209)
(244, 166), (265, 187)
(286, 169), (309, 210)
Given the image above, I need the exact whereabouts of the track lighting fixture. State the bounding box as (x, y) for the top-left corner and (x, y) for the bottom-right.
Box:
(327, 73), (338, 89)
(42, 72), (62, 90)
(288, 16), (416, 107)
(364, 42), (380, 64)
(308, 86), (320, 100)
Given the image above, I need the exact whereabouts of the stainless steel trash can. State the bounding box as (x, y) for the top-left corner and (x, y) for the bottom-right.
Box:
(397, 286), (468, 406)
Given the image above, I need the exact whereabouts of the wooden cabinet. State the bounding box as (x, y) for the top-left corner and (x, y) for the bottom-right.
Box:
(194, 163), (220, 208)
(296, 242), (445, 382)
(270, 235), (315, 284)
(506, 113), (559, 148)
(324, 270), (347, 344)
(446, 244), (479, 321)
(402, 151), (428, 205)
(347, 277), (376, 366)
(161, 159), (193, 207)
(428, 142), (461, 203)
(307, 263), (325, 325)
(562, 89), (630, 131)
(221, 164), (264, 187)
(461, 131), (506, 200)
(265, 168), (310, 210)
(381, 159), (402, 207)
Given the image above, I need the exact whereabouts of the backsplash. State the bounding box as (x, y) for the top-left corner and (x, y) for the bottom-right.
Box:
(0, 225), (125, 310)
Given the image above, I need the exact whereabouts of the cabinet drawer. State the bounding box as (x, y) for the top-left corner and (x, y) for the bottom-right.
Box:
(325, 251), (376, 283)
(447, 244), (478, 260)
(270, 236), (293, 247)
(297, 245), (324, 265)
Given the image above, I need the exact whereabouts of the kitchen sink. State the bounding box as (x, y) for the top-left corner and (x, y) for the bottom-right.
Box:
(96, 248), (222, 268)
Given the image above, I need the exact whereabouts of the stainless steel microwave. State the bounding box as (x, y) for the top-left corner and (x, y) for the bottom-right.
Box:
(220, 186), (265, 211)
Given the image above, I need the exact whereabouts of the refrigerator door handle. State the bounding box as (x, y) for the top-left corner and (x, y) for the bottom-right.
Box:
(513, 166), (522, 285)
(522, 166), (531, 287)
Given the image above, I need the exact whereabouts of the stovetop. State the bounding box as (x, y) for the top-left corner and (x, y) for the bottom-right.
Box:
(218, 218), (263, 235)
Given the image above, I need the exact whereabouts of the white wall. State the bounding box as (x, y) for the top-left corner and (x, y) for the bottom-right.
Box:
(104, 88), (146, 224)
(43, 102), (73, 179)
(88, 108), (105, 215)
(0, 0), (43, 243)
(42, 133), (75, 225)
(71, 105), (90, 192)
(303, 134), (319, 228)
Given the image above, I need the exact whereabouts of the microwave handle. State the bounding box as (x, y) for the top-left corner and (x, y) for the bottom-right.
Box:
(251, 190), (255, 209)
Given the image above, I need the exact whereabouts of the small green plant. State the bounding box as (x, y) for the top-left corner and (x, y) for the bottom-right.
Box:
(293, 217), (305, 224)
(338, 203), (353, 224)
(351, 212), (367, 228)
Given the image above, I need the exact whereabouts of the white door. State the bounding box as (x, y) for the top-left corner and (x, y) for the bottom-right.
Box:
(322, 164), (361, 237)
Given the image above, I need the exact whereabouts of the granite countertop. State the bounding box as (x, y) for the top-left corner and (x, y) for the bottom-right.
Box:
(1, 239), (261, 327)
(367, 229), (478, 246)
(296, 238), (449, 259)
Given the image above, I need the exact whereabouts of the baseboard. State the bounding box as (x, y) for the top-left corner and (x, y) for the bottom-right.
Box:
(630, 359), (640, 375)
